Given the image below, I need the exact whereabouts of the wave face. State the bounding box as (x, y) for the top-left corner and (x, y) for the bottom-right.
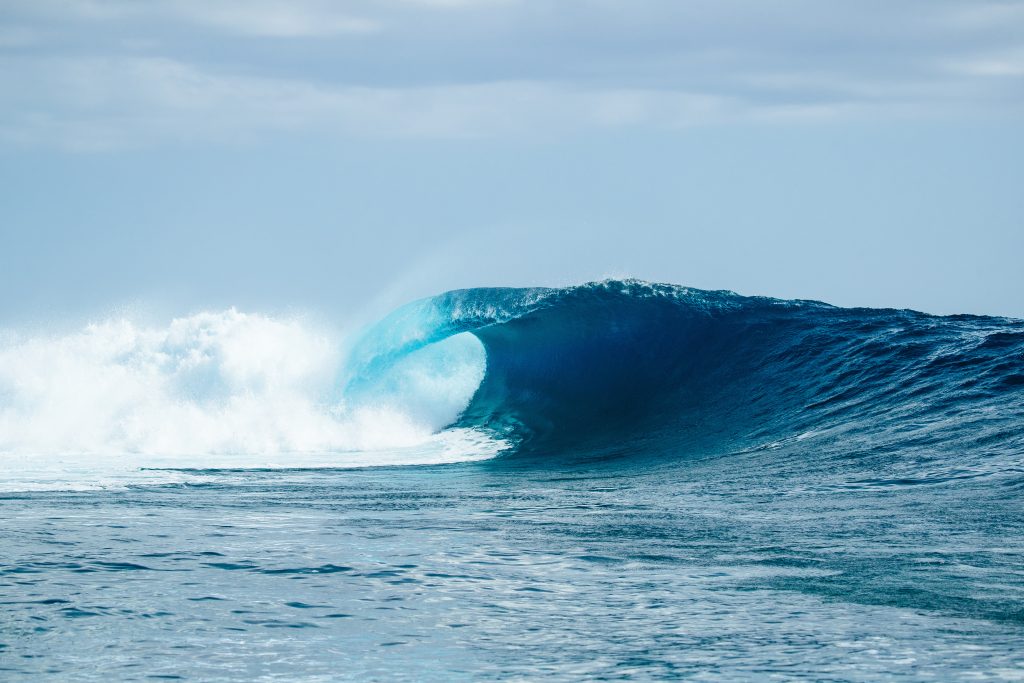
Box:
(349, 280), (1024, 474)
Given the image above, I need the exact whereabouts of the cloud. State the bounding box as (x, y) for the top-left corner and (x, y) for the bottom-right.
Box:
(0, 26), (45, 48)
(945, 1), (1024, 28)
(0, 56), (752, 150)
(10, 0), (379, 37)
(165, 2), (379, 37)
(947, 49), (1024, 77)
(0, 0), (1021, 149)
(396, 0), (516, 7)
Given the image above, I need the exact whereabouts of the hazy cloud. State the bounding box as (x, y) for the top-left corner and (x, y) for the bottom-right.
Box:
(7, 0), (380, 36)
(947, 48), (1024, 77)
(0, 56), (751, 149)
(0, 0), (1021, 149)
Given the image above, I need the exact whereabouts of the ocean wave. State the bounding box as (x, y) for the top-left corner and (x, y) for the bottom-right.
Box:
(349, 280), (1024, 468)
(3, 280), (1023, 489)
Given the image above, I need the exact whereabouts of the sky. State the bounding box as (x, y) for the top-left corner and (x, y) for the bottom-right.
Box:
(0, 0), (1022, 321)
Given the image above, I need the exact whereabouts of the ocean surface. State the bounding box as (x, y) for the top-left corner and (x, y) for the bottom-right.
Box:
(2, 280), (1023, 681)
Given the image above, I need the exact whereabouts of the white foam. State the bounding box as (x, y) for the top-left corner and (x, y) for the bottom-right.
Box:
(0, 309), (496, 489)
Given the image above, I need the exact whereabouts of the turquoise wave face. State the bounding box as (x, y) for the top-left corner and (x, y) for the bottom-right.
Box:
(344, 279), (1024, 472)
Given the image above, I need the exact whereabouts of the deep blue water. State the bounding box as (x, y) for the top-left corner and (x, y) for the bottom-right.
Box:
(2, 281), (1024, 680)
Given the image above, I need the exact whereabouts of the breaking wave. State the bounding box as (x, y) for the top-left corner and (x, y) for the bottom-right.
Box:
(3, 279), (1023, 488)
(0, 308), (497, 487)
(348, 280), (1024, 469)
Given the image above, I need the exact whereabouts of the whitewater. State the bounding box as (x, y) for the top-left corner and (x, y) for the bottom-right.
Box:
(2, 280), (1023, 680)
(0, 306), (501, 489)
